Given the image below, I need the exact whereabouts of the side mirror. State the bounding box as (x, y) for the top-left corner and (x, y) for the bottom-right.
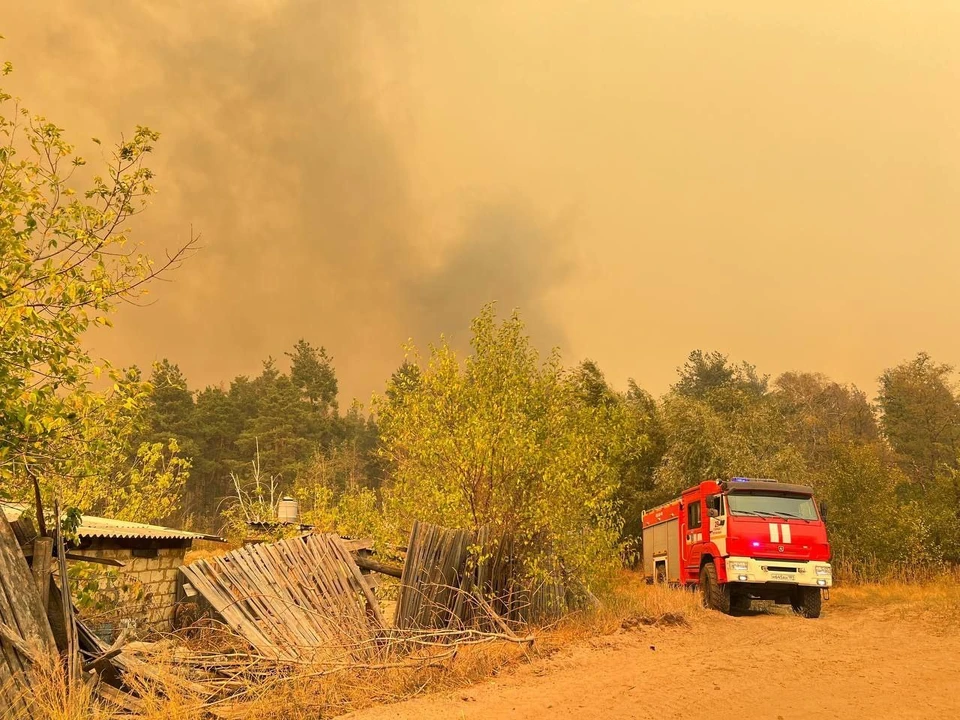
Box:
(708, 508), (719, 518)
(819, 501), (828, 522)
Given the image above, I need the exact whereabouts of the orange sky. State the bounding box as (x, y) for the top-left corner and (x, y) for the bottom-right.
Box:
(4, 1), (959, 402)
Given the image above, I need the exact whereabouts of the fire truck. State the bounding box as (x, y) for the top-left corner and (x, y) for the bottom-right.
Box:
(642, 477), (832, 618)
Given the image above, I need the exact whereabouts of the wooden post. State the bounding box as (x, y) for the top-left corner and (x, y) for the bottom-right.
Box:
(54, 501), (79, 684)
(31, 537), (54, 609)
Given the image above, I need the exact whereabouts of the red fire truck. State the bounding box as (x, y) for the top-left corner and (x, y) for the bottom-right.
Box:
(642, 477), (832, 618)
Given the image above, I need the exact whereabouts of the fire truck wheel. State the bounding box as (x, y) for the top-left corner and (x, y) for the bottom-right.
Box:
(791, 587), (822, 618)
(699, 561), (731, 614)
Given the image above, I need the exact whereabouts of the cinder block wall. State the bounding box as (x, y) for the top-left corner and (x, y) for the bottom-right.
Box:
(72, 544), (187, 633)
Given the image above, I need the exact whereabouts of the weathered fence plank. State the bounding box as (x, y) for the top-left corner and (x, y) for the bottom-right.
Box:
(180, 534), (382, 662)
(394, 521), (567, 631)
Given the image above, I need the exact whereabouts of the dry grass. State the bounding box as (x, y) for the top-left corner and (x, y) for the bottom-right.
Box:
(832, 556), (960, 585)
(12, 653), (96, 720)
(829, 575), (960, 626)
(547, 571), (705, 641)
(33, 570), (960, 719)
(201, 571), (702, 719)
(828, 559), (960, 625)
(17, 571), (701, 720)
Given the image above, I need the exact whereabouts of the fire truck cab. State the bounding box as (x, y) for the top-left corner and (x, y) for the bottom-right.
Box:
(642, 477), (832, 618)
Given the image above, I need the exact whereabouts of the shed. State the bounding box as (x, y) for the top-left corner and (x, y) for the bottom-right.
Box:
(1, 502), (224, 635)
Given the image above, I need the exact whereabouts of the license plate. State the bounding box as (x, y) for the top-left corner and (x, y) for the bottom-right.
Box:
(770, 573), (791, 581)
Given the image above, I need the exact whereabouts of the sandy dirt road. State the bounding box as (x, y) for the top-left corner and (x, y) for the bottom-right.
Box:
(340, 606), (960, 720)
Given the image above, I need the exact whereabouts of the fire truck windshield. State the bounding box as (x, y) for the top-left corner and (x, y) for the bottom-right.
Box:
(726, 492), (819, 521)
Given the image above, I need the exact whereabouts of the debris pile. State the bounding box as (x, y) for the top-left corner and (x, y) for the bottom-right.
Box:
(0, 513), (554, 716)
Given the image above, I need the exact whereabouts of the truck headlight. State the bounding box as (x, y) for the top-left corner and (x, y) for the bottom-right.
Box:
(816, 565), (832, 577)
(731, 561), (748, 572)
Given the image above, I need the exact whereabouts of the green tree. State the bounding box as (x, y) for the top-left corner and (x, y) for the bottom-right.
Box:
(287, 339), (338, 412)
(571, 362), (664, 550)
(616, 380), (667, 546)
(815, 442), (937, 569)
(384, 359), (421, 405)
(573, 359), (619, 409)
(878, 353), (960, 487)
(0, 57), (193, 517)
(655, 351), (804, 494)
(774, 372), (878, 469)
(673, 350), (768, 407)
(233, 360), (317, 484)
(140, 360), (200, 458)
(376, 306), (625, 595)
(44, 366), (190, 523)
(877, 354), (960, 561)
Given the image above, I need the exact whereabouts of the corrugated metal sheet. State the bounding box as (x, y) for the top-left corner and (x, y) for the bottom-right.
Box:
(76, 516), (224, 542)
(1, 502), (224, 543)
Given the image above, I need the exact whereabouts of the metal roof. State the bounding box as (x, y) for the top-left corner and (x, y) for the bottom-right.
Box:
(2, 502), (225, 543)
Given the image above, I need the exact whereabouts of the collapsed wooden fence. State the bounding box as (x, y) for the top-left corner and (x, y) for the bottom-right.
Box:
(0, 515), (59, 716)
(179, 534), (384, 662)
(395, 521), (566, 630)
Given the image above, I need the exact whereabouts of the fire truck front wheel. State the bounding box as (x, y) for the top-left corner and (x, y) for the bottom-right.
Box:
(791, 587), (822, 618)
(699, 561), (731, 614)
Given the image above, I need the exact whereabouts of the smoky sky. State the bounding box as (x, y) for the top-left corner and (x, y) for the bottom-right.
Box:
(4, 1), (960, 401)
(3, 1), (571, 399)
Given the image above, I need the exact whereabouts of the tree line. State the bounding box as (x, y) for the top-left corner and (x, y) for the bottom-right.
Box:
(136, 311), (960, 582)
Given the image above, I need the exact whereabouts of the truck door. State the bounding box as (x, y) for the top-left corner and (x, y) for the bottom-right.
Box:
(682, 489), (704, 581)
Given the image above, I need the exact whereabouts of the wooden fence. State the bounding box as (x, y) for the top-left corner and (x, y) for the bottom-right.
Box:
(394, 521), (566, 630)
(0, 516), (58, 716)
(180, 533), (383, 662)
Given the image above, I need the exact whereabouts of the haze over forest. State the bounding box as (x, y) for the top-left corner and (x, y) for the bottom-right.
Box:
(4, 1), (959, 400)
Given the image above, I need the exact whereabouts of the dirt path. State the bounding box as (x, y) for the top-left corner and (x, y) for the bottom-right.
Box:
(340, 606), (960, 720)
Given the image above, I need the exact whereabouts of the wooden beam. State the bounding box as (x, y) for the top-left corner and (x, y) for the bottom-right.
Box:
(54, 503), (79, 683)
(97, 683), (144, 713)
(64, 553), (124, 567)
(11, 516), (37, 548)
(81, 647), (122, 673)
(0, 620), (37, 663)
(340, 537), (375, 552)
(31, 537), (53, 609)
(22, 547), (124, 567)
(351, 554), (403, 579)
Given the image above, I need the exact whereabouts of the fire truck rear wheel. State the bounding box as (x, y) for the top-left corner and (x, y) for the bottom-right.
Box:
(791, 587), (822, 618)
(699, 561), (731, 614)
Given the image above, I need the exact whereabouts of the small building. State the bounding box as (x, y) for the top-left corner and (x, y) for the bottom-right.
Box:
(1, 502), (225, 635)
